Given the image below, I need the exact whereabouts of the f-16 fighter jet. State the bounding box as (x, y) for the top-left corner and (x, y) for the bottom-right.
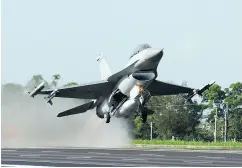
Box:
(29, 43), (215, 123)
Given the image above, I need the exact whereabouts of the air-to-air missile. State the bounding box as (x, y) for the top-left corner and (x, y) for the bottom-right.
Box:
(28, 82), (45, 98)
(44, 89), (59, 105)
(185, 80), (215, 102)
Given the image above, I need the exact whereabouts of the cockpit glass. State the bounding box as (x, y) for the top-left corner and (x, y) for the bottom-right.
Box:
(130, 43), (151, 59)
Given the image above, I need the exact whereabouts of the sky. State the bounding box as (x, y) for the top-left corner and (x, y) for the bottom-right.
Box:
(2, 0), (242, 89)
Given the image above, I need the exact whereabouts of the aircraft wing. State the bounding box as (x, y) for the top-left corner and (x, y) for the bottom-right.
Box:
(39, 80), (114, 99)
(148, 80), (195, 96)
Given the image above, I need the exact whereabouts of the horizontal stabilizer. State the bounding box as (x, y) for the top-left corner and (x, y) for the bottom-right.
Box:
(57, 101), (95, 117)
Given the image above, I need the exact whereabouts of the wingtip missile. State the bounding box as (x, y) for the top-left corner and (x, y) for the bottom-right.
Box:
(28, 82), (45, 98)
(185, 80), (216, 102)
(197, 80), (216, 95)
(209, 80), (216, 85)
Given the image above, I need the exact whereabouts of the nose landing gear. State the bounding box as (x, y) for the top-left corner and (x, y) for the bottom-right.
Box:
(104, 105), (114, 123)
(104, 113), (111, 123)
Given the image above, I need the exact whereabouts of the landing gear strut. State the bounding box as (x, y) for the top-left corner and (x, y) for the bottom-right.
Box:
(104, 113), (110, 123)
(141, 112), (147, 123)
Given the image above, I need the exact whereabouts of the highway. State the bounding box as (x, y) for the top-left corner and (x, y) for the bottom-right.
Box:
(1, 147), (242, 167)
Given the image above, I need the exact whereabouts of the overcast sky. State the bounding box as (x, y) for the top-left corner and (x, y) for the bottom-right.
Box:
(2, 0), (242, 89)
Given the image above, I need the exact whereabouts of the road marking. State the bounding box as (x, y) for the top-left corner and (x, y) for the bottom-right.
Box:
(1, 159), (51, 163)
(122, 158), (144, 161)
(183, 160), (213, 164)
(66, 156), (92, 159)
(57, 160), (125, 166)
(20, 154), (40, 157)
(87, 152), (110, 155)
(41, 151), (60, 153)
(197, 156), (226, 159)
(139, 153), (165, 157)
(50, 160), (78, 164)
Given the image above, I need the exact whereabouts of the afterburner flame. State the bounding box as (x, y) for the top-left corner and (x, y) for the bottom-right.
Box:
(130, 84), (143, 98)
(136, 84), (143, 94)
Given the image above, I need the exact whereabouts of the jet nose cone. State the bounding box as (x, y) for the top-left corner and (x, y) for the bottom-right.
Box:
(147, 48), (163, 62)
(134, 47), (164, 70)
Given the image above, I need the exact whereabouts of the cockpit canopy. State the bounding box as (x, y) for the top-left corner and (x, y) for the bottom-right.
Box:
(130, 43), (152, 59)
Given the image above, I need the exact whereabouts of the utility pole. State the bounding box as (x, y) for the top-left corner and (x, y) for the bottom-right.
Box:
(214, 107), (217, 142)
(224, 102), (228, 142)
(150, 121), (153, 140)
(222, 125), (224, 139)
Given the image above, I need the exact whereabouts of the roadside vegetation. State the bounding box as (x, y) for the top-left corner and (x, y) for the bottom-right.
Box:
(132, 140), (242, 147)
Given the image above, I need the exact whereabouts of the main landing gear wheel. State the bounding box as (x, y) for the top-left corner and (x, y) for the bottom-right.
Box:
(104, 113), (111, 123)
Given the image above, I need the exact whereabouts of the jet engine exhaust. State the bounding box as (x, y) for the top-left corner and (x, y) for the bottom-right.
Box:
(117, 71), (156, 96)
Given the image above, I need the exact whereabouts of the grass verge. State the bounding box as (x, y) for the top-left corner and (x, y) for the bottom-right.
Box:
(132, 140), (242, 147)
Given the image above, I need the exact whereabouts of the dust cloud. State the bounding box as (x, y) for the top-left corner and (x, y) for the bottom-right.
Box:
(1, 91), (133, 148)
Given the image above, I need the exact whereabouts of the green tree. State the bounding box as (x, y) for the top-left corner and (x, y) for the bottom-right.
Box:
(64, 82), (78, 87)
(132, 115), (153, 139)
(151, 95), (203, 140)
(224, 82), (242, 141)
(25, 75), (45, 89)
(201, 84), (226, 123)
(51, 74), (61, 88)
(132, 88), (203, 140)
(200, 82), (242, 142)
(25, 74), (54, 91)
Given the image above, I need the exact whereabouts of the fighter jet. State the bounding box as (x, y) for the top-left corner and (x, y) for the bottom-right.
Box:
(29, 43), (215, 123)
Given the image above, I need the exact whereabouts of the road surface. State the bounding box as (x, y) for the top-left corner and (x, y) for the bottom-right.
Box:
(2, 147), (242, 167)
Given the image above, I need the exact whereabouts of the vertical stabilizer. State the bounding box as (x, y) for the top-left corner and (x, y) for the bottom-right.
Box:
(96, 53), (112, 80)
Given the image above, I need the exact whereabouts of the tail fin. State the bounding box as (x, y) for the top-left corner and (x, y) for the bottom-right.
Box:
(96, 53), (112, 80)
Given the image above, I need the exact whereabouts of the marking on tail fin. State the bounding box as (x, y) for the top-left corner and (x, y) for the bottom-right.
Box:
(96, 53), (112, 80)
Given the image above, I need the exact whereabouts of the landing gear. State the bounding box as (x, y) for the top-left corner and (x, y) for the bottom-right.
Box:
(104, 113), (111, 123)
(136, 104), (147, 123)
(141, 112), (147, 123)
(104, 105), (116, 123)
(109, 106), (115, 116)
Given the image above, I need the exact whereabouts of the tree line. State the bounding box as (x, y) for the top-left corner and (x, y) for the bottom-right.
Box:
(2, 74), (242, 142)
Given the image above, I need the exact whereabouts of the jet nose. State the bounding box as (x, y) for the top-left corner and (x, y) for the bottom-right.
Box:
(134, 47), (164, 70)
(146, 48), (163, 62)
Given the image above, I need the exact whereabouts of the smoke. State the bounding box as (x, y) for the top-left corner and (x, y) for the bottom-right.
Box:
(1, 90), (133, 148)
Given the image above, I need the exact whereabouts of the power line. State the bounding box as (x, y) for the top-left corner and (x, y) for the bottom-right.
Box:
(145, 104), (200, 107)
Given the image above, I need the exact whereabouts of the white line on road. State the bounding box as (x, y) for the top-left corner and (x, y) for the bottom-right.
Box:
(122, 158), (145, 161)
(197, 156), (226, 159)
(87, 152), (110, 155)
(20, 154), (40, 157)
(183, 160), (213, 164)
(41, 151), (61, 153)
(139, 153), (165, 157)
(66, 156), (92, 159)
(1, 159), (52, 163)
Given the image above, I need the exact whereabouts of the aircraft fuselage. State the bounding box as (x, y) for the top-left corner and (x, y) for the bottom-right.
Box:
(96, 46), (163, 121)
